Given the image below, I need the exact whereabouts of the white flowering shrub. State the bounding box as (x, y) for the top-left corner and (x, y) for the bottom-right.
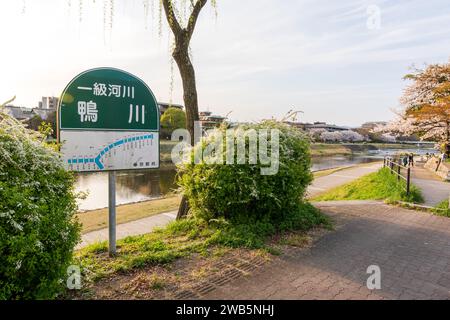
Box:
(0, 110), (80, 299)
(178, 121), (326, 229)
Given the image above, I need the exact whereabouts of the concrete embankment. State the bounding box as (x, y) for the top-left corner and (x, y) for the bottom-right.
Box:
(423, 157), (450, 181)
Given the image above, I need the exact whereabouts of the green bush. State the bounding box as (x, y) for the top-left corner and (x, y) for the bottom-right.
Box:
(0, 110), (80, 299)
(160, 107), (186, 139)
(178, 121), (323, 227)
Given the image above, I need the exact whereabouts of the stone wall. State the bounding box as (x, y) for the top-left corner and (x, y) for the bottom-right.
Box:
(424, 157), (450, 181)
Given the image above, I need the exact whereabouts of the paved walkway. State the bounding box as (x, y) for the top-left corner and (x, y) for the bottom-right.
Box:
(79, 163), (382, 249)
(77, 210), (177, 249)
(411, 164), (450, 206)
(203, 201), (450, 300)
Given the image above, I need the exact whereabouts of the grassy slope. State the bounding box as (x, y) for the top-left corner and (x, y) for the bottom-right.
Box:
(312, 167), (423, 203)
(77, 195), (181, 234)
(434, 200), (450, 217)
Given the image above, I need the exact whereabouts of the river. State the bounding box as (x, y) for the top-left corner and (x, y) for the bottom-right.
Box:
(76, 146), (436, 211)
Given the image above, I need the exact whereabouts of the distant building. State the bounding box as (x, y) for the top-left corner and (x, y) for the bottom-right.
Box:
(5, 100), (185, 122)
(199, 111), (227, 130)
(285, 121), (348, 132)
(360, 121), (388, 130)
(38, 96), (59, 110)
(306, 122), (349, 131)
(158, 102), (184, 116)
(3, 105), (35, 121)
(28, 96), (59, 120)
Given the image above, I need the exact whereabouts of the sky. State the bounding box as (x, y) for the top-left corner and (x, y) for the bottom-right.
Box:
(0, 0), (449, 127)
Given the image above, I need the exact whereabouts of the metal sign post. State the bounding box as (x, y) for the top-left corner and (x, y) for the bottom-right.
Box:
(108, 171), (116, 255)
(57, 68), (160, 256)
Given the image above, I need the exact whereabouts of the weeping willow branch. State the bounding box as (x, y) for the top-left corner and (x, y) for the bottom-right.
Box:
(186, 0), (207, 39)
(162, 0), (182, 36)
(0, 96), (16, 109)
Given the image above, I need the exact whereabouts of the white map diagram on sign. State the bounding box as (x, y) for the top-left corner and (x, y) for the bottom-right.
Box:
(60, 131), (159, 172)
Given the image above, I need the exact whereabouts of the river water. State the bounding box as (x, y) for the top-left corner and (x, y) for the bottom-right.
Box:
(76, 147), (435, 211)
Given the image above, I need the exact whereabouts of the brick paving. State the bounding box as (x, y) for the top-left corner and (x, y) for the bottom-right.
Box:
(203, 201), (450, 300)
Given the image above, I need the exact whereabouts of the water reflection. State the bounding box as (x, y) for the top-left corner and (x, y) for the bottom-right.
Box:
(76, 168), (177, 211)
(311, 155), (377, 171)
(76, 147), (435, 211)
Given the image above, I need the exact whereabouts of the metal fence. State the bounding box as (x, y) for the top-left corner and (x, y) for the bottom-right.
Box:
(383, 157), (411, 195)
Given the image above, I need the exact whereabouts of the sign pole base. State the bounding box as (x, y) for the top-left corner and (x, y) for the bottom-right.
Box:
(108, 171), (117, 256)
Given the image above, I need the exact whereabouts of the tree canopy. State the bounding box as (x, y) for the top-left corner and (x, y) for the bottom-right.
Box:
(160, 107), (186, 139)
(376, 61), (450, 152)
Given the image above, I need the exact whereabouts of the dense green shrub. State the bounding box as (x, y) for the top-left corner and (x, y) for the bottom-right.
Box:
(160, 107), (186, 139)
(0, 110), (80, 299)
(178, 121), (324, 227)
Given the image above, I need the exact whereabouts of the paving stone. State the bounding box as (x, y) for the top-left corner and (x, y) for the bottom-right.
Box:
(202, 202), (450, 300)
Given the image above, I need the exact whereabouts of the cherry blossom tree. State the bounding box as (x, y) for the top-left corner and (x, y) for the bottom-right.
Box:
(320, 131), (342, 142)
(377, 61), (450, 154)
(340, 130), (365, 142)
(308, 128), (327, 142)
(319, 130), (365, 143)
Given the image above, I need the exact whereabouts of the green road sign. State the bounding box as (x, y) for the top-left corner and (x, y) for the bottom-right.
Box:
(58, 68), (160, 172)
(59, 68), (159, 131)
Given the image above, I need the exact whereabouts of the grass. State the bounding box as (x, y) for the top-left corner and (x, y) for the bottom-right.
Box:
(76, 195), (181, 233)
(434, 200), (450, 217)
(277, 233), (312, 247)
(312, 167), (424, 203)
(75, 202), (330, 282)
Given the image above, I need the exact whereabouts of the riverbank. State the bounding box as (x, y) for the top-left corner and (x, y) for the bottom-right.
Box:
(310, 142), (432, 157)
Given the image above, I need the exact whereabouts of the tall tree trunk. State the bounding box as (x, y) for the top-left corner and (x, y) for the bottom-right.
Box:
(173, 46), (200, 146)
(173, 46), (199, 219)
(161, 0), (208, 219)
